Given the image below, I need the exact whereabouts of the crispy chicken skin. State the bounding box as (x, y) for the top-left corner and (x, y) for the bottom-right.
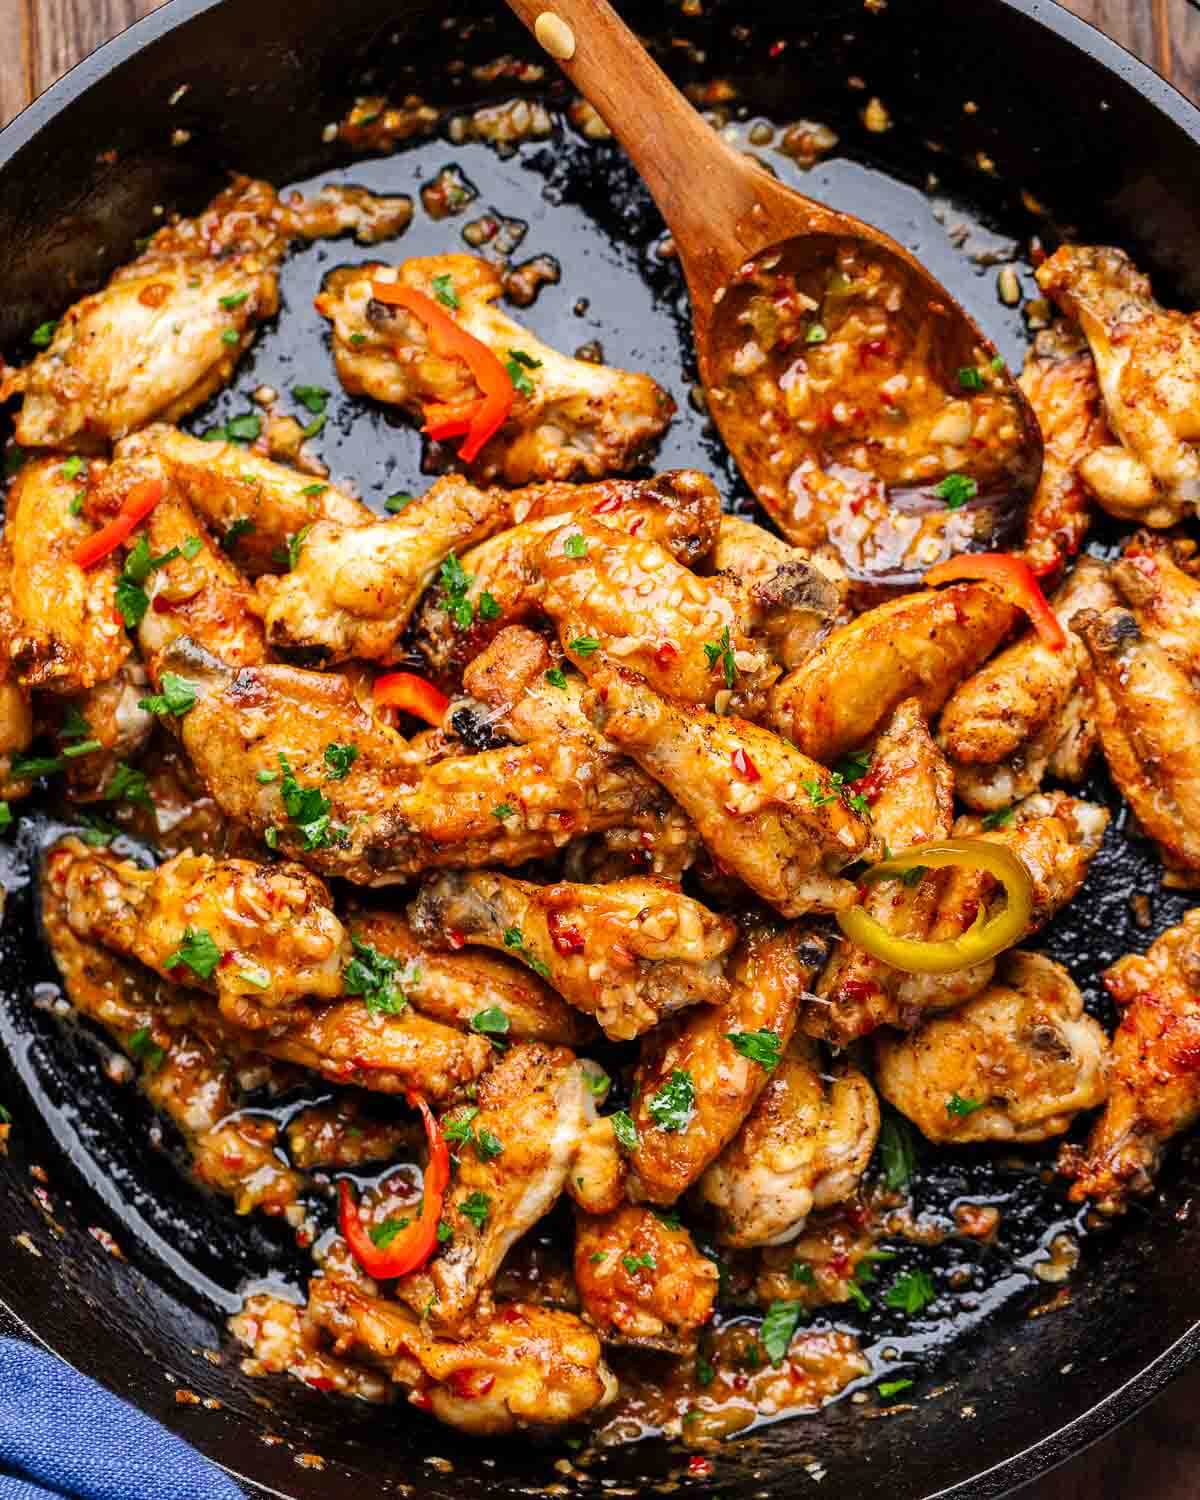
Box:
(49, 840), (348, 1029)
(626, 924), (830, 1205)
(114, 424), (370, 576)
(573, 1204), (718, 1353)
(1, 176), (411, 451)
(1018, 323), (1111, 576)
(1037, 245), (1200, 526)
(396, 1044), (593, 1332)
(348, 909), (597, 1045)
(769, 584), (1019, 763)
(566, 1116), (628, 1215)
(1110, 529), (1200, 679)
(5, 456), (129, 693)
(315, 254), (674, 484)
(586, 665), (878, 916)
(408, 871), (735, 1041)
(285, 1098), (419, 1172)
(305, 1275), (617, 1434)
(540, 520), (776, 715)
(44, 839), (492, 1102)
(163, 638), (669, 884)
(0, 545), (33, 799)
(875, 951), (1110, 1144)
(808, 699), (954, 1046)
(413, 469), (722, 677)
(895, 790), (1111, 1014)
(938, 559), (1113, 810)
(1061, 910), (1200, 1212)
(1075, 605), (1200, 885)
(260, 476), (511, 663)
(698, 1037), (880, 1248)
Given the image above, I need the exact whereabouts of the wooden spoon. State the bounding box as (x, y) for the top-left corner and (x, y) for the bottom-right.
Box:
(505, 0), (1043, 584)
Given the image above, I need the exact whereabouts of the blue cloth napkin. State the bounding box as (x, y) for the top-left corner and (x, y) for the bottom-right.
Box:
(0, 1338), (245, 1500)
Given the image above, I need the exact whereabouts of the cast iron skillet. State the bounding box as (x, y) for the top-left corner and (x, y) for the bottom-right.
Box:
(3, 2), (1200, 1496)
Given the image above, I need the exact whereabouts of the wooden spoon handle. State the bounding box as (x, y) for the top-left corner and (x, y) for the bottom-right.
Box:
(504, 0), (758, 288)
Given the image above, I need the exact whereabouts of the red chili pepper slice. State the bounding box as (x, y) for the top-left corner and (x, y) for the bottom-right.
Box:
(924, 552), (1066, 651)
(370, 282), (513, 462)
(339, 1092), (450, 1279)
(73, 478), (165, 570)
(374, 671), (450, 727)
(731, 746), (760, 782)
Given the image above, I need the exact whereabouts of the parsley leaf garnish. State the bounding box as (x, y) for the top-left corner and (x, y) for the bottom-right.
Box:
(760, 1300), (804, 1365)
(946, 1093), (985, 1118)
(562, 533), (587, 559)
(958, 366), (985, 391)
(164, 926), (222, 980)
(505, 348), (542, 396)
(726, 1029), (783, 1070)
(878, 1111), (916, 1191)
(103, 761), (153, 808)
(471, 1006), (510, 1036)
(138, 672), (197, 718)
(884, 1269), (936, 1316)
(610, 1110), (639, 1151)
(437, 553), (476, 631)
(702, 625), (738, 690)
(384, 492), (413, 514)
(568, 636), (600, 656)
(30, 320), (57, 348)
(324, 743), (358, 780)
(344, 935), (413, 1015)
(647, 1069), (695, 1133)
(981, 805), (1014, 830)
(492, 803), (514, 821)
(370, 1216), (410, 1248)
(878, 1378), (914, 1399)
(933, 473), (978, 509)
(622, 1252), (656, 1274)
(278, 752), (341, 850)
(128, 1026), (165, 1071)
(431, 274), (459, 309)
(460, 1191), (490, 1230)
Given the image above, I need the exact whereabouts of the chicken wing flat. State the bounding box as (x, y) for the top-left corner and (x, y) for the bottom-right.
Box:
(1018, 324), (1111, 576)
(938, 559), (1113, 810)
(1110, 530), (1200, 679)
(586, 665), (878, 916)
(348, 908), (597, 1045)
(396, 1043), (593, 1332)
(305, 1275), (617, 1433)
(566, 1116), (627, 1215)
(1037, 245), (1200, 526)
(807, 698), (954, 1045)
(540, 519), (776, 715)
(285, 1098), (419, 1172)
(626, 923), (830, 1205)
(408, 871), (735, 1041)
(892, 790), (1110, 1017)
(697, 1036), (880, 1248)
(1060, 909), (1200, 1212)
(412, 469), (722, 677)
(315, 254), (673, 483)
(260, 477), (511, 663)
(47, 663), (154, 800)
(573, 1204), (718, 1353)
(875, 950), (1109, 1144)
(5, 456), (128, 693)
(769, 583), (1019, 763)
(1075, 605), (1200, 885)
(114, 424), (370, 576)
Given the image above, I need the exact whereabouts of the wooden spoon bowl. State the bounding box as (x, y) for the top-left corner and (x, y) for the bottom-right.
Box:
(506, 0), (1043, 583)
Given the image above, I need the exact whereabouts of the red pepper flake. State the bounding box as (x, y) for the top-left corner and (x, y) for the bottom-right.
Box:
(838, 979), (875, 1004)
(447, 928), (466, 950)
(592, 493), (622, 514)
(688, 1457), (714, 1478)
(447, 1368), (497, 1399)
(548, 911), (586, 956)
(830, 1251), (850, 1277)
(655, 640), (679, 670)
(410, 1390), (433, 1411)
(769, 38), (787, 56)
(731, 747), (760, 781)
(305, 1376), (335, 1392)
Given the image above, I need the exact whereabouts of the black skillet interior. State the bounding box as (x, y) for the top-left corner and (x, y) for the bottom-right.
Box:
(2, 2), (1200, 1497)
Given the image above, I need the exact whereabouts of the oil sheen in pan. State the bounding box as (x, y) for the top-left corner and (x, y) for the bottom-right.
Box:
(0, 105), (1193, 1453)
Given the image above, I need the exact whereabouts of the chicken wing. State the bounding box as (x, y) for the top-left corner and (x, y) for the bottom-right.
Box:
(585, 665), (878, 916)
(1110, 530), (1200, 680)
(348, 908), (597, 1045)
(566, 1116), (627, 1216)
(1018, 323), (1111, 576)
(315, 254), (673, 483)
(0, 548), (33, 799)
(626, 923), (830, 1205)
(285, 1098), (420, 1172)
(875, 950), (1109, 1143)
(1037, 245), (1200, 526)
(395, 1043), (592, 1332)
(412, 469), (722, 677)
(259, 477), (511, 663)
(5, 456), (128, 693)
(697, 1036), (880, 1248)
(1060, 909), (1200, 1212)
(769, 584), (1019, 763)
(408, 871), (735, 1041)
(47, 663), (154, 800)
(1075, 605), (1200, 884)
(938, 559), (1113, 810)
(573, 1204), (718, 1352)
(539, 519), (777, 715)
(806, 698), (954, 1045)
(114, 424), (370, 576)
(305, 1275), (617, 1433)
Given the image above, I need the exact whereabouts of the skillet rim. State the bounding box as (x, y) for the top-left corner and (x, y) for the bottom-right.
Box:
(1, 1), (1200, 1496)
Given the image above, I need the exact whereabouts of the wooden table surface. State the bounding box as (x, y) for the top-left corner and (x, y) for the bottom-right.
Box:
(3, 0), (1199, 1495)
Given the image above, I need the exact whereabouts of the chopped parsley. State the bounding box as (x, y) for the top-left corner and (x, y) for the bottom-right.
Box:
(478, 591), (501, 621)
(568, 636), (600, 656)
(301, 482), (328, 497)
(695, 1352), (715, 1387)
(933, 473), (978, 509)
(138, 672), (197, 718)
(221, 328), (240, 346)
(545, 667), (568, 690)
(760, 1300), (804, 1365)
(805, 323), (828, 345)
(369, 1216), (410, 1248)
(946, 1092), (985, 1118)
(802, 777), (837, 809)
(431, 274), (459, 309)
(562, 532), (588, 559)
(76, 813), (118, 847)
(443, 1106), (480, 1146)
(278, 752), (342, 850)
(116, 532), (197, 628)
(878, 1378), (914, 1399)
(61, 455), (85, 481)
(505, 348), (542, 396)
(344, 936), (413, 1015)
(272, 524), (311, 571)
(884, 1269), (936, 1316)
(323, 742), (358, 780)
(436, 1221), (454, 1245)
(293, 385), (330, 440)
(128, 1026), (165, 1071)
(384, 492), (413, 514)
(224, 517), (254, 548)
(103, 761), (153, 809)
(622, 1252), (656, 1275)
(11, 751), (64, 779)
(492, 803), (514, 821)
(204, 411), (261, 445)
(499, 925), (551, 979)
(583, 1067), (610, 1097)
(651, 1206), (682, 1230)
(471, 1006), (510, 1036)
(0, 803), (12, 832)
(726, 1029), (783, 1070)
(832, 748), (872, 782)
(475, 1127), (503, 1161)
(981, 805), (1014, 830)
(460, 1191), (490, 1230)
(437, 553), (476, 631)
(219, 290), (249, 311)
(957, 366), (985, 391)
(702, 625), (737, 690)
(646, 1069), (695, 1133)
(789, 1260), (816, 1285)
(610, 1110), (639, 1151)
(163, 926), (222, 980)
(30, 320), (57, 348)
(878, 1111), (916, 1192)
